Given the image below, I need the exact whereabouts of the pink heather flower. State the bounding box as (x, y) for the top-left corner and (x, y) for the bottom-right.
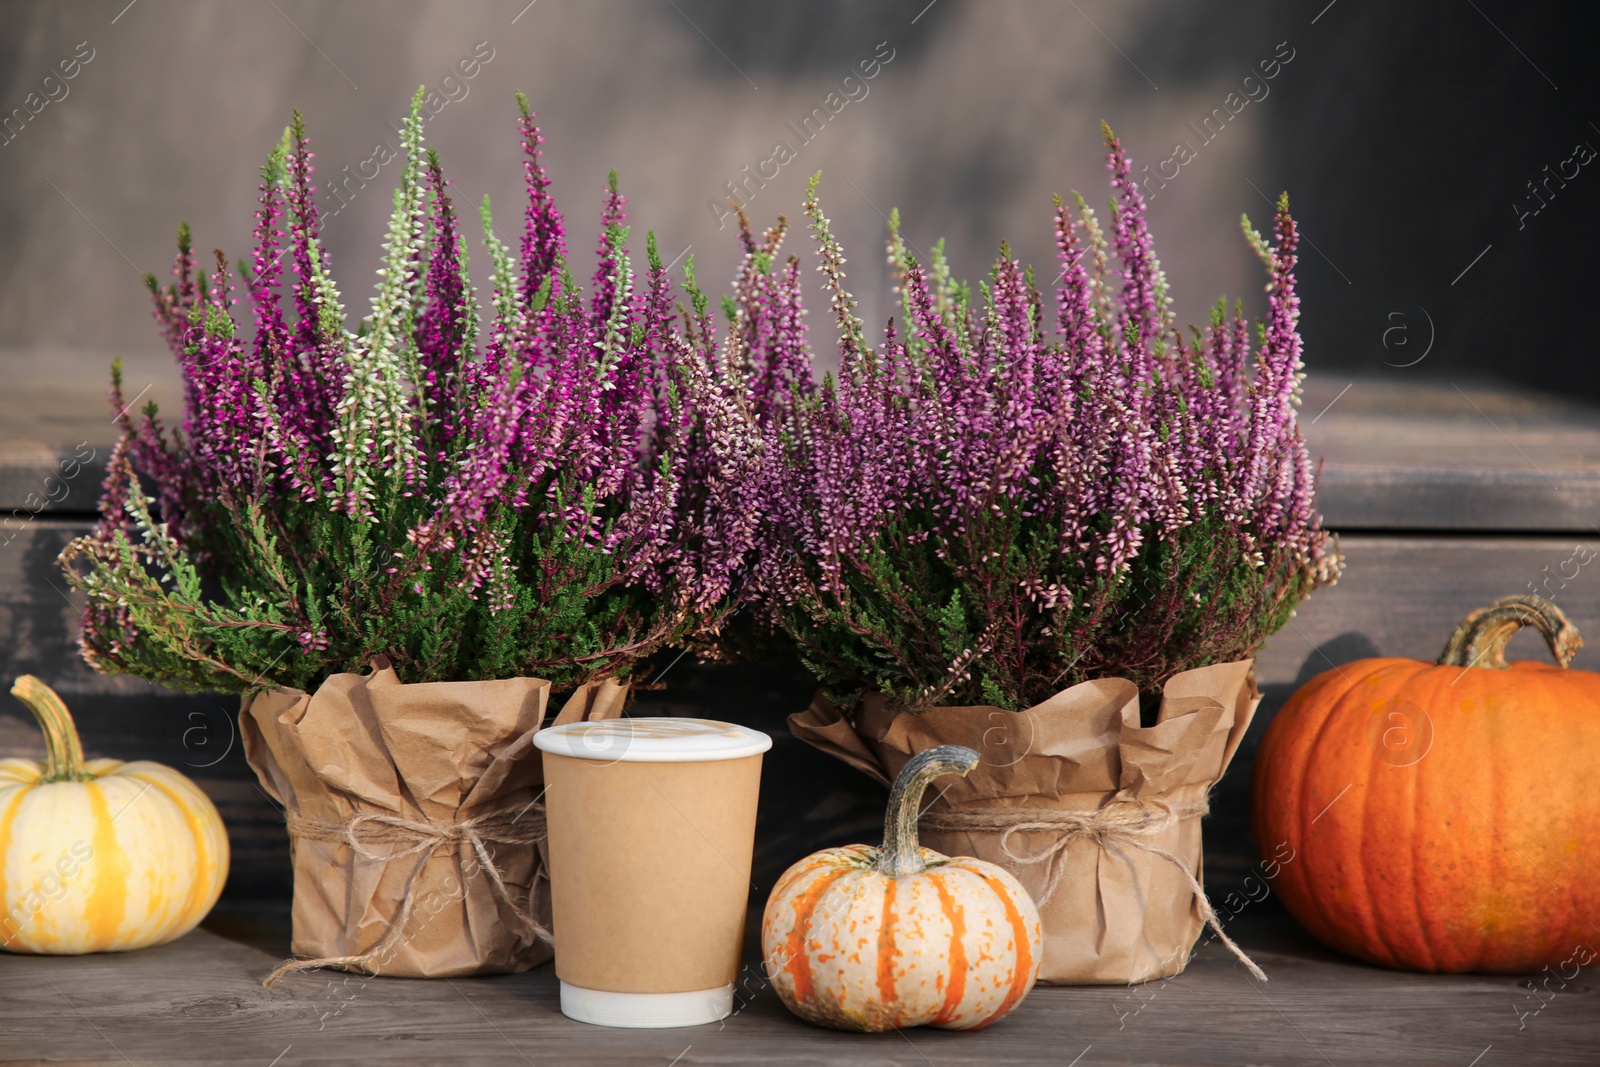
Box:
(730, 131), (1338, 706)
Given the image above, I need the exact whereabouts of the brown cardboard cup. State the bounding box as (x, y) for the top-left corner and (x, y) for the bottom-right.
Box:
(534, 718), (771, 1027)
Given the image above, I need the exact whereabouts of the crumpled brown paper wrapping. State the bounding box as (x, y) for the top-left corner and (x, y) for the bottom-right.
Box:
(241, 659), (625, 979)
(789, 659), (1259, 985)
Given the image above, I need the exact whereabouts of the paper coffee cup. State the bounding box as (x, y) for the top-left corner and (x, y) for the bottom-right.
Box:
(534, 717), (772, 1028)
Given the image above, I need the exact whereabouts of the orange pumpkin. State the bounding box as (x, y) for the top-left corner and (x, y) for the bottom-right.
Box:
(761, 745), (1041, 1031)
(1254, 595), (1600, 973)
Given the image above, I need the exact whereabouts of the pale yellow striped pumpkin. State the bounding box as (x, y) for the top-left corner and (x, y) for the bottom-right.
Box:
(1, 676), (228, 954)
(762, 745), (1041, 1031)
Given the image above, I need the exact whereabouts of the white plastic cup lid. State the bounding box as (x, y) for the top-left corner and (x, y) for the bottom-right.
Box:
(533, 717), (773, 763)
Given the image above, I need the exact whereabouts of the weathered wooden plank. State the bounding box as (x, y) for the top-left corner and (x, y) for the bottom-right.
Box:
(0, 437), (107, 521)
(1316, 464), (1600, 534)
(7, 359), (1600, 532)
(1300, 377), (1600, 532)
(8, 522), (1600, 899)
(0, 347), (181, 515)
(1262, 537), (1595, 681)
(1250, 532), (1600, 698)
(0, 901), (1592, 1065)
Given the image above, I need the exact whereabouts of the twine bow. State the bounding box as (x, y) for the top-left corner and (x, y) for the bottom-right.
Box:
(264, 805), (552, 986)
(920, 799), (1267, 982)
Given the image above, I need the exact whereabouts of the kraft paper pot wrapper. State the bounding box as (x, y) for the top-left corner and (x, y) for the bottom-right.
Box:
(789, 659), (1260, 985)
(241, 658), (627, 980)
(535, 718), (772, 1028)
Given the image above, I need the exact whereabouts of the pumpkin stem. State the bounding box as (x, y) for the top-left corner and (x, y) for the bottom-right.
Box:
(1436, 595), (1583, 670)
(10, 676), (94, 783)
(877, 744), (980, 878)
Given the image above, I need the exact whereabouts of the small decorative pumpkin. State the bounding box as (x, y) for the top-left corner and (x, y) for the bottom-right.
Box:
(1254, 596), (1600, 973)
(1, 676), (229, 954)
(762, 744), (1042, 1031)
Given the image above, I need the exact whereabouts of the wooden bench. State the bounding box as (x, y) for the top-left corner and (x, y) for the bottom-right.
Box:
(3, 361), (1597, 1064)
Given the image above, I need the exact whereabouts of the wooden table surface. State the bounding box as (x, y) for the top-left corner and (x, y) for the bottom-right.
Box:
(2, 900), (1594, 1067)
(4, 361), (1600, 1064)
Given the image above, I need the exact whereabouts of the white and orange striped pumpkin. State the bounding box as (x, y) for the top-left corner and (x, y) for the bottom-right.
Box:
(762, 745), (1041, 1031)
(1, 676), (228, 954)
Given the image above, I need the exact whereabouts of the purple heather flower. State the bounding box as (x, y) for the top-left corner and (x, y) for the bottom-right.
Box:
(71, 90), (764, 692)
(731, 130), (1337, 704)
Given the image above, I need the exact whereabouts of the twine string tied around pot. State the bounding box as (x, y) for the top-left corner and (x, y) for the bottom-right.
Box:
(919, 798), (1267, 982)
(264, 805), (552, 986)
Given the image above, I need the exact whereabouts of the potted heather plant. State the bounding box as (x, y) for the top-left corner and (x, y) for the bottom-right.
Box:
(60, 90), (758, 981)
(728, 127), (1340, 984)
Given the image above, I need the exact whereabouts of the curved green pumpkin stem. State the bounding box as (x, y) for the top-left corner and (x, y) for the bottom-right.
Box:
(10, 676), (94, 783)
(1436, 595), (1583, 670)
(877, 744), (980, 878)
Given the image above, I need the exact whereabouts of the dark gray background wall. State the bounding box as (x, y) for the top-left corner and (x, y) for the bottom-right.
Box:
(0, 0), (1593, 403)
